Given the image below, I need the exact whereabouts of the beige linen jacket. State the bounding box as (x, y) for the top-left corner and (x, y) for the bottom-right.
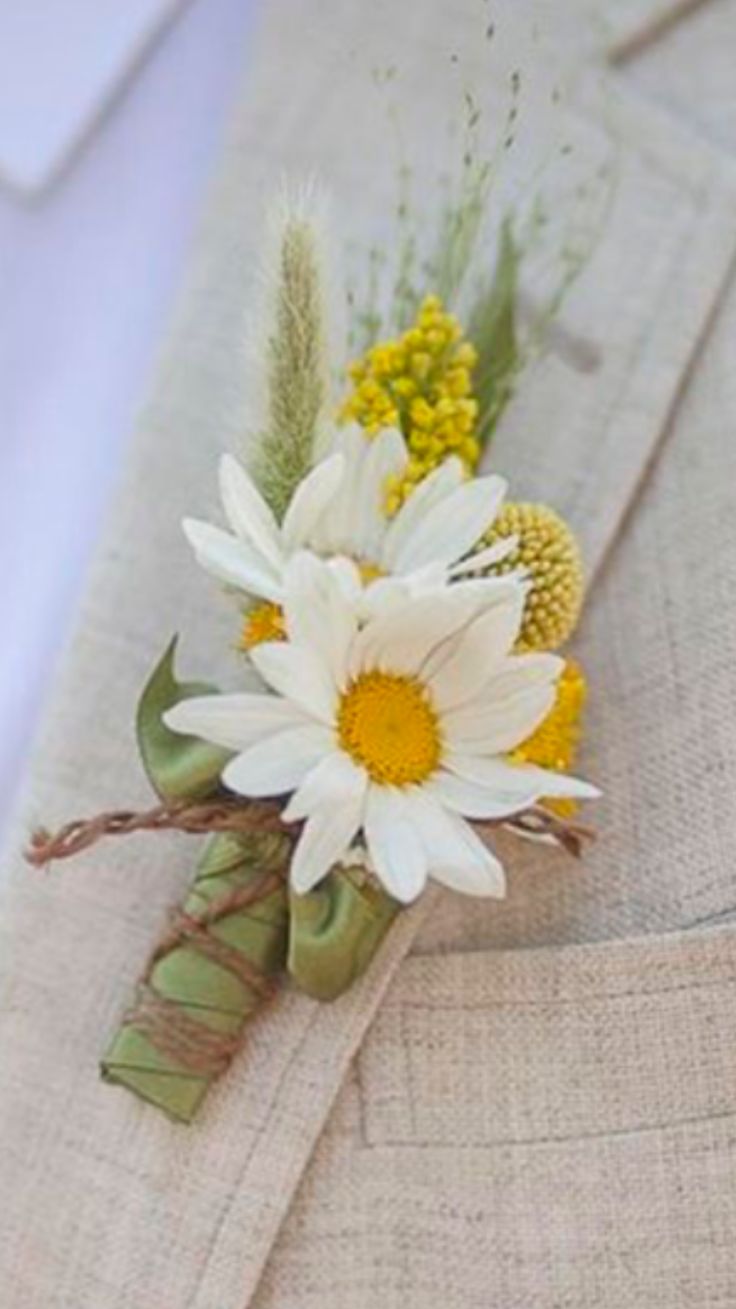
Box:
(2, 2), (736, 1306)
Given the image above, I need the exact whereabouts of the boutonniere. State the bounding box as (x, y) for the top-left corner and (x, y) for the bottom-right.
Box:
(28, 151), (600, 1120)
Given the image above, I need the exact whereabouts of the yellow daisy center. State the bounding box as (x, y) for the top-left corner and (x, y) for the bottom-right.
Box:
(240, 601), (286, 651)
(337, 671), (442, 786)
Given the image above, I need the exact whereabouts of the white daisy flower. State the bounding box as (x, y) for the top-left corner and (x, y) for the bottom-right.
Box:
(181, 425), (516, 627)
(165, 554), (598, 904)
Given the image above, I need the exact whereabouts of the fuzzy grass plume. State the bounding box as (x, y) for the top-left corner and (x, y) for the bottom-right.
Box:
(250, 191), (336, 520)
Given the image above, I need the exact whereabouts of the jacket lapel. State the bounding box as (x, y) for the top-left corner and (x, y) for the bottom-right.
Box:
(488, 73), (736, 579)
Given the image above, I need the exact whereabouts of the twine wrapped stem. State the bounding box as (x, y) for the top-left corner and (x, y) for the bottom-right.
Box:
(98, 829), (293, 1122)
(26, 798), (592, 1122)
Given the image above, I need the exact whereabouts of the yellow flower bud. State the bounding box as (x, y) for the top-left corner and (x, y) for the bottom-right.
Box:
(404, 328), (424, 351)
(454, 342), (478, 369)
(425, 328), (446, 353)
(410, 352), (432, 381)
(445, 367), (471, 398)
(478, 502), (584, 651)
(409, 397), (434, 429)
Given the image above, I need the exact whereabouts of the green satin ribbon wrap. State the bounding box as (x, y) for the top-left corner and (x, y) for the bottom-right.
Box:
(288, 866), (399, 1001)
(101, 640), (402, 1120)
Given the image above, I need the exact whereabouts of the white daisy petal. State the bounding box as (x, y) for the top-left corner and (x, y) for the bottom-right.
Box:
(249, 641), (337, 722)
(398, 789), (506, 897)
(290, 797), (365, 894)
(182, 519), (283, 602)
(382, 457), (464, 569)
(314, 425), (367, 556)
(478, 653), (564, 704)
(281, 552), (357, 689)
(359, 576), (413, 622)
(513, 766), (600, 801)
(364, 786), (428, 903)
(425, 769), (533, 819)
(219, 455), (283, 570)
(222, 723), (333, 797)
(283, 751), (367, 823)
(439, 574), (531, 614)
(447, 753), (601, 802)
(164, 692), (309, 752)
(445, 683), (558, 755)
(327, 555), (363, 602)
(281, 453), (345, 551)
(348, 586), (485, 681)
(448, 535), (519, 577)
(430, 813), (507, 897)
(352, 428), (407, 561)
(390, 474), (508, 573)
(397, 561), (454, 596)
(425, 588), (527, 711)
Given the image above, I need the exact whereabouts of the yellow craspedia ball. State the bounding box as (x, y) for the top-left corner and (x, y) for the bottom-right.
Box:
(480, 502), (583, 651)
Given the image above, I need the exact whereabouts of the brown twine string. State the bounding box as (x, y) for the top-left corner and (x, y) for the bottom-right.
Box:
(26, 796), (594, 870)
(496, 808), (595, 858)
(158, 922), (276, 998)
(146, 871), (286, 1000)
(25, 798), (294, 867)
(152, 871), (286, 952)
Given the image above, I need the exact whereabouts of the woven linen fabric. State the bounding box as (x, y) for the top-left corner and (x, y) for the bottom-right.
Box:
(255, 929), (736, 1309)
(252, 233), (736, 1308)
(2, 1), (736, 1306)
(624, 0), (736, 152)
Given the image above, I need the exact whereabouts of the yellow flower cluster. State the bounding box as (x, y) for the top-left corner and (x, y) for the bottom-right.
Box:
(477, 501), (584, 653)
(510, 659), (588, 816)
(340, 296), (480, 513)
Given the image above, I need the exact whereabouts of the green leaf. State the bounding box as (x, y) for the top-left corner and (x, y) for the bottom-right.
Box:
(288, 866), (400, 1002)
(468, 216), (520, 449)
(136, 636), (232, 803)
